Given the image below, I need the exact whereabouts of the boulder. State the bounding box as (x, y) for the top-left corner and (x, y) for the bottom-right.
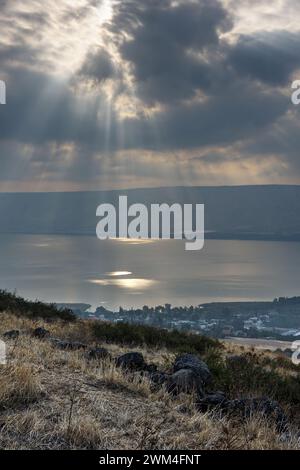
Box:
(167, 369), (204, 396)
(3, 329), (19, 339)
(115, 352), (146, 371)
(86, 347), (111, 360)
(32, 327), (50, 339)
(196, 391), (228, 412)
(173, 354), (212, 386)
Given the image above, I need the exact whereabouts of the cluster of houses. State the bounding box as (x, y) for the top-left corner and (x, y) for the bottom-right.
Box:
(76, 302), (300, 341)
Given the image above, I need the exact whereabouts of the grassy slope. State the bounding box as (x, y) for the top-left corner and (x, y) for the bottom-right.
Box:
(0, 299), (300, 449)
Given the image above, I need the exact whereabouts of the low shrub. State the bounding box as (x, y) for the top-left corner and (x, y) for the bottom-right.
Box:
(209, 352), (300, 406)
(0, 290), (76, 321)
(92, 321), (220, 355)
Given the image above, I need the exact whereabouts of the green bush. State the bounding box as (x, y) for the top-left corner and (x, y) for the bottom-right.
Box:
(0, 290), (76, 321)
(209, 351), (300, 406)
(92, 321), (220, 355)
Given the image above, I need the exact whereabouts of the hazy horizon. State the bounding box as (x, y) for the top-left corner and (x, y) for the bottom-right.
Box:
(1, 183), (300, 194)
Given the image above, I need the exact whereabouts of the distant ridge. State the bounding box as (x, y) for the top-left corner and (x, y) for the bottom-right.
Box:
(0, 185), (300, 241)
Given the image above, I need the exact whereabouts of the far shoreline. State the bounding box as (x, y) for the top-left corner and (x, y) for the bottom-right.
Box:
(1, 231), (300, 243)
(224, 337), (293, 351)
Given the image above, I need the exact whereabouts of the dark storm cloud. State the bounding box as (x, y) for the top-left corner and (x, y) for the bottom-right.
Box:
(0, 0), (290, 153)
(123, 82), (288, 151)
(111, 0), (232, 104)
(79, 48), (117, 82)
(0, 62), (289, 155)
(1, 0), (299, 186)
(244, 106), (300, 161)
(228, 31), (300, 85)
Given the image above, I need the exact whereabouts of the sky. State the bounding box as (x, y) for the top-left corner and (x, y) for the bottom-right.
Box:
(0, 0), (300, 191)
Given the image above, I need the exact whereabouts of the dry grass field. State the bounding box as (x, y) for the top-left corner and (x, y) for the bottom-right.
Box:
(0, 311), (300, 450)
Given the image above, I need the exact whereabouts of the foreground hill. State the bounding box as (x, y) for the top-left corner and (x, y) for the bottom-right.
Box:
(1, 185), (300, 240)
(0, 293), (300, 450)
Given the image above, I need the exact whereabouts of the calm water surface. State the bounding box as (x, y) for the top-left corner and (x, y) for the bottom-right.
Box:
(0, 234), (299, 310)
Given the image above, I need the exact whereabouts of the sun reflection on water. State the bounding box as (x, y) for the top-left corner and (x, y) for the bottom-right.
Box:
(88, 278), (156, 290)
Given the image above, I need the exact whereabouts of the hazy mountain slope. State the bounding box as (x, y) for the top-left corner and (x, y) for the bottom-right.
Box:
(0, 185), (300, 239)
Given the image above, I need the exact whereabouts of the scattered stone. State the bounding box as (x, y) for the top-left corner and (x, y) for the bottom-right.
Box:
(149, 371), (168, 386)
(167, 369), (204, 396)
(227, 397), (288, 432)
(144, 363), (158, 373)
(173, 354), (212, 386)
(197, 394), (288, 433)
(115, 352), (146, 371)
(65, 341), (87, 350)
(86, 347), (111, 360)
(196, 391), (228, 411)
(51, 339), (87, 350)
(3, 329), (19, 339)
(32, 327), (50, 339)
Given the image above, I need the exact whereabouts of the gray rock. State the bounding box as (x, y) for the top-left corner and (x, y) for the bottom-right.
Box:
(197, 394), (288, 433)
(65, 341), (87, 350)
(144, 363), (158, 374)
(87, 347), (111, 360)
(173, 354), (212, 386)
(115, 352), (146, 371)
(3, 329), (19, 339)
(51, 338), (87, 350)
(149, 371), (168, 386)
(32, 327), (50, 339)
(227, 397), (288, 432)
(167, 369), (204, 396)
(196, 391), (228, 411)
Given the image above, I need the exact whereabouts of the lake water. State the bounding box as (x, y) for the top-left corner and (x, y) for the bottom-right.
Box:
(0, 234), (300, 311)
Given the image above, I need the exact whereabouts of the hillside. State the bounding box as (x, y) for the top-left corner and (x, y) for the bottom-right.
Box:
(1, 185), (300, 240)
(0, 293), (300, 450)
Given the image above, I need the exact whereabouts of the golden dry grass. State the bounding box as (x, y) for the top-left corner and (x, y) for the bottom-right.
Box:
(0, 311), (299, 450)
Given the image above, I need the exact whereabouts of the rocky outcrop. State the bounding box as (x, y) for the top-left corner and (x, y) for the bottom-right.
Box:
(167, 369), (204, 396)
(173, 354), (212, 386)
(115, 352), (146, 371)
